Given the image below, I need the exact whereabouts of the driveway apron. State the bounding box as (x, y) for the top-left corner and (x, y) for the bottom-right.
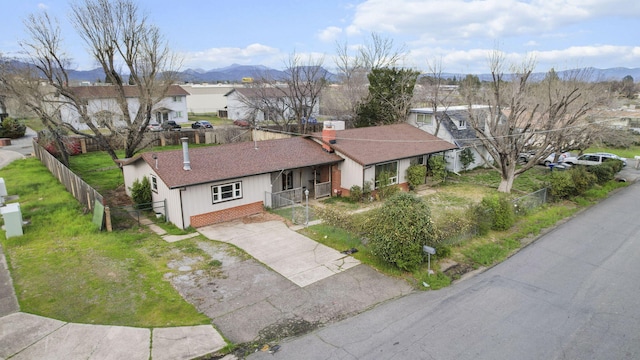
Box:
(198, 220), (360, 287)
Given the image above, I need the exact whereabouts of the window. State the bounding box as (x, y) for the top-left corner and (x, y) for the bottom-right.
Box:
(174, 111), (183, 118)
(416, 113), (433, 126)
(282, 171), (293, 190)
(150, 174), (158, 193)
(457, 119), (467, 129)
(212, 182), (242, 203)
(172, 96), (182, 102)
(410, 156), (426, 166)
(375, 161), (398, 188)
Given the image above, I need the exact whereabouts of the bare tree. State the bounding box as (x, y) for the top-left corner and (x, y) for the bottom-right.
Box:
(250, 52), (328, 133)
(330, 33), (407, 126)
(11, 0), (180, 164)
(416, 57), (454, 136)
(0, 56), (73, 165)
(466, 51), (607, 193)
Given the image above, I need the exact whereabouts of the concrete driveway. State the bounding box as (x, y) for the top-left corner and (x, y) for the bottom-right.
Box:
(198, 220), (360, 287)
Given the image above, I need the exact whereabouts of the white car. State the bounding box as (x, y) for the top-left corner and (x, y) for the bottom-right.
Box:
(563, 153), (627, 167)
(593, 152), (627, 166)
(539, 152), (570, 166)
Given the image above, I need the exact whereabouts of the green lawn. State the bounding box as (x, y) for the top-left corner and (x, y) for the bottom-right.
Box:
(0, 158), (210, 327)
(188, 113), (234, 126)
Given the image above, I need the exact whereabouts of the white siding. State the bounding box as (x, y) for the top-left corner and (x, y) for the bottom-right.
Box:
(180, 84), (239, 114)
(337, 151), (364, 190)
(60, 93), (188, 130)
(397, 158), (412, 184)
(180, 174), (271, 228)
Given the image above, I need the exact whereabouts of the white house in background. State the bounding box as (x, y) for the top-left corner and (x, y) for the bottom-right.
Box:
(407, 105), (493, 173)
(179, 83), (245, 116)
(60, 85), (189, 130)
(225, 87), (319, 122)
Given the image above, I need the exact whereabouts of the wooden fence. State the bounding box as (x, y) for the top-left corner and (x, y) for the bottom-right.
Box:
(33, 139), (104, 213)
(37, 127), (253, 154)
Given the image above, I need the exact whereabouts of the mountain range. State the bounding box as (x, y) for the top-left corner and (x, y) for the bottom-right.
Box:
(52, 64), (640, 84)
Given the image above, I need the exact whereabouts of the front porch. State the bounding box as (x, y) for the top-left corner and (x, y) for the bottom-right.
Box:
(266, 164), (335, 209)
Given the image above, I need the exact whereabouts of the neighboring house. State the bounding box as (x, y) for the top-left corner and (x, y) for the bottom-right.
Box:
(59, 85), (189, 130)
(179, 83), (244, 116)
(225, 87), (319, 123)
(120, 137), (343, 229)
(408, 106), (492, 173)
(312, 123), (458, 195)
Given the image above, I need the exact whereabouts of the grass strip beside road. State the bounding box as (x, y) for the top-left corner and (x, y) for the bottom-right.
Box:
(0, 158), (210, 327)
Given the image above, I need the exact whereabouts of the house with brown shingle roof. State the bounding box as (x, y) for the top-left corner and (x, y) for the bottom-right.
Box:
(311, 123), (458, 194)
(120, 123), (456, 229)
(121, 136), (342, 229)
(59, 85), (189, 130)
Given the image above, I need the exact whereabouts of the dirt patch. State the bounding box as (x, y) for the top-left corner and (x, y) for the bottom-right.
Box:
(103, 184), (133, 207)
(443, 262), (476, 280)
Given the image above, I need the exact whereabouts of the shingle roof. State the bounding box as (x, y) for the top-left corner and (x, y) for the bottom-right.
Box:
(70, 84), (189, 99)
(313, 123), (457, 166)
(439, 111), (484, 147)
(127, 137), (343, 189)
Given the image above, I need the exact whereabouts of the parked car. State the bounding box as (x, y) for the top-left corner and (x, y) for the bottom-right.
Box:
(146, 122), (162, 131)
(563, 153), (627, 166)
(191, 121), (213, 129)
(233, 119), (250, 127)
(162, 120), (181, 131)
(539, 152), (570, 166)
(593, 152), (627, 166)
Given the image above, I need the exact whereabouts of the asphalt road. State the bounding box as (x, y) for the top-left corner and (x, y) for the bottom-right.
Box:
(250, 182), (640, 360)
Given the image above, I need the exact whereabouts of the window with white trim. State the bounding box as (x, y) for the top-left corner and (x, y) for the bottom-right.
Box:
(416, 113), (433, 126)
(375, 161), (398, 188)
(212, 182), (243, 203)
(174, 111), (183, 118)
(172, 96), (182, 102)
(150, 174), (158, 193)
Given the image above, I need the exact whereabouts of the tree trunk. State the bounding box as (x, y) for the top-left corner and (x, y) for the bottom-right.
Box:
(498, 171), (515, 193)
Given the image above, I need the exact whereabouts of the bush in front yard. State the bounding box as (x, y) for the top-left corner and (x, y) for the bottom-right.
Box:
(406, 164), (426, 190)
(586, 163), (615, 184)
(349, 185), (363, 202)
(478, 193), (515, 231)
(365, 193), (435, 271)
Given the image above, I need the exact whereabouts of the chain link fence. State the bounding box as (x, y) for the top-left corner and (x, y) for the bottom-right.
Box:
(512, 187), (550, 216)
(266, 191), (316, 225)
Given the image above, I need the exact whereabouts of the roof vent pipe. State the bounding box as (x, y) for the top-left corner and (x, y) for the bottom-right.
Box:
(181, 137), (191, 171)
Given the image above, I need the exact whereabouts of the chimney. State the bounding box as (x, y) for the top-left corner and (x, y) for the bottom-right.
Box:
(181, 137), (191, 171)
(322, 125), (336, 152)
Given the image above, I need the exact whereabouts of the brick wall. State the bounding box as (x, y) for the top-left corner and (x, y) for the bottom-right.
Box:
(190, 201), (263, 227)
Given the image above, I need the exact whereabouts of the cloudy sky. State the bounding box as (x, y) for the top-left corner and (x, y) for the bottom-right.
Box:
(2, 0), (639, 74)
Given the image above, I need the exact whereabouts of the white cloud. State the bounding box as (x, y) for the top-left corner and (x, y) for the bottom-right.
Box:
(348, 0), (638, 43)
(37, 3), (48, 10)
(318, 26), (342, 43)
(181, 44), (282, 70)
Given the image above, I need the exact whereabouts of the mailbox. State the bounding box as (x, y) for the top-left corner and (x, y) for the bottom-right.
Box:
(423, 245), (436, 255)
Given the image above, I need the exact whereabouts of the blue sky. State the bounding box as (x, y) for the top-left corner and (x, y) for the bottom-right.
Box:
(2, 0), (640, 74)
